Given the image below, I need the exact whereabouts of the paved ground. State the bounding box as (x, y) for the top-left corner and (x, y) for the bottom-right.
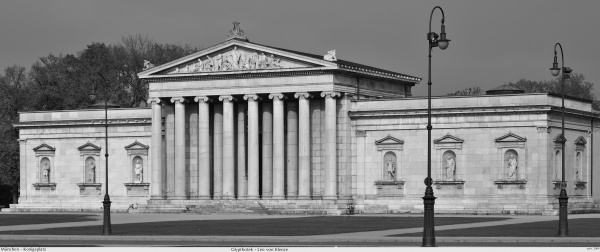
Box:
(0, 212), (599, 247)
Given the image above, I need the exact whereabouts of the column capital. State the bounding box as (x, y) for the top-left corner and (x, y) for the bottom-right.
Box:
(294, 93), (313, 99)
(147, 97), (162, 104)
(268, 93), (287, 100)
(194, 96), (212, 103)
(218, 95), (237, 102)
(243, 94), (261, 101)
(170, 97), (188, 104)
(321, 92), (341, 98)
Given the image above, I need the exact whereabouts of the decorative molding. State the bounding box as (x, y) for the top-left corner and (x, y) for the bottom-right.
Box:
(323, 50), (337, 61)
(268, 93), (286, 100)
(147, 97), (161, 105)
(321, 92), (341, 99)
(33, 183), (56, 190)
(14, 117), (151, 128)
(218, 95), (237, 102)
(77, 183), (102, 194)
(434, 180), (465, 189)
(356, 130), (367, 137)
(374, 180), (405, 189)
(194, 96), (212, 103)
(575, 181), (587, 190)
(226, 21), (248, 41)
(33, 143), (56, 152)
(125, 183), (151, 196)
(124, 140), (149, 150)
(553, 181), (567, 190)
(294, 92), (313, 99)
(536, 126), (550, 133)
(170, 97), (187, 104)
(494, 180), (527, 189)
(77, 142), (101, 151)
(434, 134), (464, 144)
(243, 94), (261, 101)
(375, 135), (404, 151)
(495, 132), (527, 142)
(574, 136), (587, 146)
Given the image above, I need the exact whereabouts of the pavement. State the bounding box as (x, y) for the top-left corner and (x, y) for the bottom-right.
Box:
(0, 212), (599, 246)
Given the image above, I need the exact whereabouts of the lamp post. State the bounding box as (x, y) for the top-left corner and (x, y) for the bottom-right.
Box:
(550, 43), (572, 237)
(422, 6), (450, 247)
(90, 72), (112, 235)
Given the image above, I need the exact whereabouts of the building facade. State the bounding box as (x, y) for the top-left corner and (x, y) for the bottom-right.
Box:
(11, 26), (600, 214)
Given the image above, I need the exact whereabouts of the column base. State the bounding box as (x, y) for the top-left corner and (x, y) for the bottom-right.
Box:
(237, 195), (247, 200)
(261, 195), (273, 200)
(271, 195), (286, 200)
(150, 195), (166, 200)
(296, 195), (311, 200)
(222, 195), (235, 200)
(168, 196), (188, 200)
(323, 195), (338, 200)
(195, 195), (211, 200)
(246, 196), (260, 200)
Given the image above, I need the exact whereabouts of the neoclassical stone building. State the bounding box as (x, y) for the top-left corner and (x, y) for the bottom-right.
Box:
(12, 25), (600, 214)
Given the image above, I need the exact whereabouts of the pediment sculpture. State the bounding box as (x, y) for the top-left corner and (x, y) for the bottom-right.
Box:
(166, 46), (284, 74)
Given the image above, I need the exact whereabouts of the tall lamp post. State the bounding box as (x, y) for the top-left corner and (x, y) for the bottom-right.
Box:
(90, 72), (112, 235)
(550, 43), (572, 237)
(423, 6), (450, 247)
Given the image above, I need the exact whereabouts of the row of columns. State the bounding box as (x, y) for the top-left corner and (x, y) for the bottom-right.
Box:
(148, 92), (341, 200)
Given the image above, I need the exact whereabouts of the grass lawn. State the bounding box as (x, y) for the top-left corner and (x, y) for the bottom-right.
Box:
(0, 216), (507, 236)
(0, 214), (98, 226)
(392, 218), (600, 237)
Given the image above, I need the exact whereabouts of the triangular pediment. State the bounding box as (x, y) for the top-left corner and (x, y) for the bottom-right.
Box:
(553, 133), (567, 143)
(434, 134), (464, 144)
(138, 39), (338, 78)
(125, 140), (149, 150)
(574, 136), (587, 145)
(77, 142), (101, 151)
(375, 135), (404, 145)
(495, 132), (527, 142)
(33, 143), (55, 152)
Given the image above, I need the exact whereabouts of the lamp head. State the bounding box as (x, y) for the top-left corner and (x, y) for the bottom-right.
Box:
(89, 93), (98, 101)
(437, 24), (450, 50)
(550, 55), (560, 76)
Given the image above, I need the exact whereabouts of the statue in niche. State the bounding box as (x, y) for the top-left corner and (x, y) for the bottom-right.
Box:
(142, 60), (155, 70)
(507, 154), (518, 180)
(575, 152), (582, 182)
(324, 50), (337, 61)
(41, 159), (50, 183)
(134, 159), (143, 183)
(86, 158), (96, 183)
(386, 157), (395, 180)
(445, 154), (456, 181)
(554, 150), (561, 181)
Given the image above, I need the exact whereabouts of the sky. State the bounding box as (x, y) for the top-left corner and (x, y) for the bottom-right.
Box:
(1, 0), (599, 98)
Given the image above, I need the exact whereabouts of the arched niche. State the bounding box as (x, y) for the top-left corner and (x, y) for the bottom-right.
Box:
(32, 143), (56, 190)
(574, 135), (587, 190)
(76, 142), (102, 194)
(504, 149), (519, 180)
(553, 149), (562, 181)
(383, 151), (397, 181)
(124, 141), (150, 195)
(85, 157), (96, 183)
(442, 150), (457, 181)
(494, 132), (527, 189)
(132, 156), (144, 183)
(433, 134), (464, 189)
(373, 135), (404, 193)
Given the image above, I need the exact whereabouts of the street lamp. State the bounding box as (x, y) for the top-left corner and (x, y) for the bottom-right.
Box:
(422, 6), (450, 247)
(90, 72), (112, 235)
(550, 43), (572, 237)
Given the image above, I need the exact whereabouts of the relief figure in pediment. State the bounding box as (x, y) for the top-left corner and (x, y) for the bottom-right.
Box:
(230, 46), (241, 69)
(257, 53), (267, 68)
(194, 59), (204, 72)
(205, 56), (214, 71)
(213, 54), (223, 71)
(247, 52), (259, 69)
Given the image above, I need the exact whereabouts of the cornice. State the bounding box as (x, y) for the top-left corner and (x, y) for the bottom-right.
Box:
(14, 117), (151, 129)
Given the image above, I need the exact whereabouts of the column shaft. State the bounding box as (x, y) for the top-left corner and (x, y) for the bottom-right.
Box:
(262, 102), (273, 198)
(171, 97), (187, 199)
(270, 93), (286, 199)
(322, 92), (340, 200)
(221, 96), (235, 199)
(295, 93), (312, 199)
(195, 97), (211, 199)
(149, 98), (163, 198)
(286, 101), (299, 199)
(244, 95), (260, 199)
(237, 103), (248, 199)
(213, 104), (223, 198)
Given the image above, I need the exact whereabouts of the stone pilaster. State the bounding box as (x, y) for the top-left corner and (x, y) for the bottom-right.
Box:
(170, 97), (187, 199)
(148, 98), (163, 199)
(244, 94), (261, 199)
(321, 92), (340, 200)
(220, 95), (236, 199)
(262, 100), (273, 199)
(194, 96), (211, 199)
(270, 93), (286, 199)
(295, 93), (312, 199)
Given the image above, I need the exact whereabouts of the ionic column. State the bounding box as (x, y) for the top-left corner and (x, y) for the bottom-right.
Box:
(148, 98), (163, 198)
(237, 102), (248, 199)
(220, 95), (236, 199)
(262, 101), (273, 199)
(244, 94), (260, 199)
(213, 103), (223, 198)
(286, 101), (299, 199)
(194, 96), (211, 199)
(321, 92), (340, 200)
(295, 93), (312, 199)
(170, 97), (187, 199)
(270, 93), (286, 199)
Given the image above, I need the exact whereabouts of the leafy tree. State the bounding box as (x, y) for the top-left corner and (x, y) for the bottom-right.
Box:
(446, 86), (483, 96)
